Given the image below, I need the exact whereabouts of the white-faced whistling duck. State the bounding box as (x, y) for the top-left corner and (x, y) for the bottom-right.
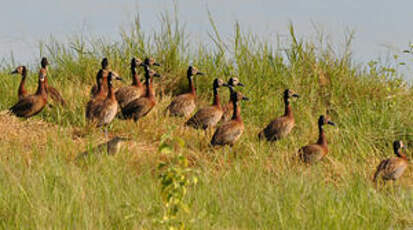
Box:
(10, 71), (48, 118)
(166, 66), (204, 117)
(298, 115), (336, 164)
(221, 77), (245, 122)
(373, 140), (409, 184)
(122, 65), (161, 121)
(211, 90), (249, 147)
(90, 57), (109, 98)
(40, 57), (66, 106)
(86, 70), (106, 120)
(115, 57), (160, 108)
(258, 89), (299, 141)
(10, 66), (28, 100)
(115, 58), (144, 108)
(185, 78), (228, 129)
(87, 71), (123, 127)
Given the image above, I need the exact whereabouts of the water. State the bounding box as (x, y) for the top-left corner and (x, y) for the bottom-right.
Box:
(2, 0), (413, 80)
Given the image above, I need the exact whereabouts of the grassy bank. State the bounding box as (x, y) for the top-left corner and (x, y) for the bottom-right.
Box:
(0, 14), (412, 229)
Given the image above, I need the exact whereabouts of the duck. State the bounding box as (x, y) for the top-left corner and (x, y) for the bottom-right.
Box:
(122, 65), (161, 121)
(221, 77), (245, 122)
(10, 66), (28, 100)
(86, 70), (107, 120)
(258, 89), (299, 141)
(298, 115), (336, 164)
(115, 58), (144, 108)
(166, 66), (204, 117)
(115, 57), (160, 109)
(87, 71), (123, 127)
(185, 78), (228, 129)
(10, 71), (48, 118)
(373, 140), (409, 184)
(39, 57), (66, 106)
(90, 57), (109, 98)
(211, 90), (249, 147)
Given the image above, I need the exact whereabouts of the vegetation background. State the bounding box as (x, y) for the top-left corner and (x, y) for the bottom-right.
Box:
(0, 12), (411, 229)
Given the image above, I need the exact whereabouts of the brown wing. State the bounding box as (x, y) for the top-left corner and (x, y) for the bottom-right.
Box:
(373, 159), (389, 182)
(167, 93), (196, 117)
(48, 86), (66, 106)
(185, 106), (223, 129)
(298, 144), (325, 164)
(122, 98), (155, 121)
(115, 86), (144, 108)
(221, 102), (233, 122)
(85, 97), (104, 120)
(376, 158), (408, 181)
(10, 95), (46, 118)
(259, 116), (294, 141)
(211, 121), (244, 146)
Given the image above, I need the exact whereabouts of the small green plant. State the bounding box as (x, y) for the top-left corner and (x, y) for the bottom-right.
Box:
(157, 132), (198, 230)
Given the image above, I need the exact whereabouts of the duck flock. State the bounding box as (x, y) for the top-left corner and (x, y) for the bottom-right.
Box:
(6, 57), (409, 185)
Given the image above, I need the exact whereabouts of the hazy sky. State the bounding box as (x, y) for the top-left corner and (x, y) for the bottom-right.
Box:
(2, 0), (413, 78)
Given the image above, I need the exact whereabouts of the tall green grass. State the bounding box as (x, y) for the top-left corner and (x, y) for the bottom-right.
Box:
(0, 12), (411, 229)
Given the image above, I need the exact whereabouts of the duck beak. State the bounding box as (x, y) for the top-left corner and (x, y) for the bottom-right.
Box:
(237, 82), (245, 87)
(292, 93), (300, 98)
(153, 62), (161, 66)
(10, 70), (18, 74)
(222, 83), (229, 87)
(196, 72), (205, 76)
(154, 73), (161, 77)
(242, 96), (249, 101)
(327, 121), (336, 126)
(115, 76), (125, 82)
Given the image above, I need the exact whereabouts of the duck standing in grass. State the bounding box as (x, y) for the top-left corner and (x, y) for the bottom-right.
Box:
(10, 71), (48, 118)
(258, 89), (299, 141)
(121, 65), (161, 121)
(115, 57), (160, 109)
(211, 90), (249, 147)
(185, 78), (228, 129)
(221, 77), (245, 122)
(90, 58), (109, 98)
(10, 66), (28, 100)
(166, 66), (204, 117)
(87, 72), (123, 128)
(40, 57), (66, 106)
(298, 115), (336, 164)
(115, 58), (145, 108)
(373, 140), (409, 184)
(86, 70), (107, 120)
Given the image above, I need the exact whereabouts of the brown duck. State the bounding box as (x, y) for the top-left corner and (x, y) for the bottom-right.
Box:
(221, 77), (245, 122)
(166, 66), (204, 117)
(185, 78), (228, 129)
(115, 58), (144, 108)
(122, 65), (161, 121)
(90, 58), (109, 98)
(373, 140), (409, 184)
(298, 115), (336, 164)
(40, 57), (66, 106)
(10, 71), (48, 118)
(86, 70), (107, 120)
(211, 90), (249, 147)
(10, 66), (28, 100)
(115, 57), (160, 108)
(258, 89), (299, 141)
(87, 72), (123, 127)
